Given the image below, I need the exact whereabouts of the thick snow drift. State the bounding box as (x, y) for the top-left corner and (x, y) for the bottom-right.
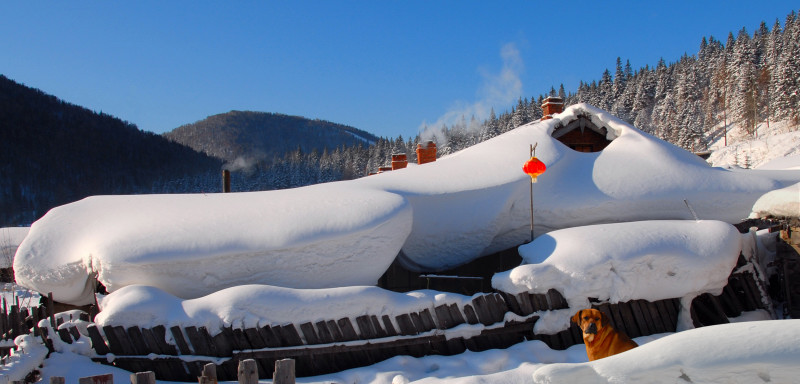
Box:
(15, 104), (800, 304)
(14, 184), (411, 304)
(751, 182), (800, 218)
(531, 320), (800, 384)
(493, 220), (743, 333)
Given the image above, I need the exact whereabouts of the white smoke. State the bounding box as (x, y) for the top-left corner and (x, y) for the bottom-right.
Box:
(419, 42), (524, 143)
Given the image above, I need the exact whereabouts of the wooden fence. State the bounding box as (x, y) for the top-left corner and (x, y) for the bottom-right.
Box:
(3, 253), (772, 382)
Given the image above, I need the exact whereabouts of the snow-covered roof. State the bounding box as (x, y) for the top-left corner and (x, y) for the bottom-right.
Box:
(14, 104), (800, 305)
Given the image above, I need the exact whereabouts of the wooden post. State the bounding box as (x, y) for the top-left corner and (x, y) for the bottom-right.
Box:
(198, 363), (217, 384)
(237, 359), (258, 384)
(47, 292), (56, 330)
(49, 377), (66, 384)
(130, 371), (155, 384)
(273, 359), (295, 384)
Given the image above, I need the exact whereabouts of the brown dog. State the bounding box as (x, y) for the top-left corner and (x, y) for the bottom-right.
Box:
(571, 308), (638, 361)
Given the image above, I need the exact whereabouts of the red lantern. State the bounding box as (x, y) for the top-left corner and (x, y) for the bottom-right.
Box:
(523, 156), (546, 183)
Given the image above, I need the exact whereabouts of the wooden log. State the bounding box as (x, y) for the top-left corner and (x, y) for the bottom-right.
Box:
(238, 359), (259, 384)
(130, 371), (155, 384)
(273, 358), (295, 384)
(78, 373), (113, 384)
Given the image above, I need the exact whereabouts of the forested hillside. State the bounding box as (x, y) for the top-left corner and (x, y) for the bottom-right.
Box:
(164, 111), (379, 164)
(0, 75), (222, 226)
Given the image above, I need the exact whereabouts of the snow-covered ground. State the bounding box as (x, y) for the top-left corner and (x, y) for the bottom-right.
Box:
(6, 104), (800, 383)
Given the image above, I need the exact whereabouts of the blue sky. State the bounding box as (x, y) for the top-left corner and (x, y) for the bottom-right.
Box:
(1, 1), (797, 140)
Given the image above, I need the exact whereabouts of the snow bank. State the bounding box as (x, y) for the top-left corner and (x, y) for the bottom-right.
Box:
(15, 104), (800, 304)
(751, 182), (800, 218)
(532, 320), (800, 384)
(0, 335), (49, 384)
(15, 184), (412, 304)
(493, 220), (742, 332)
(95, 284), (472, 335)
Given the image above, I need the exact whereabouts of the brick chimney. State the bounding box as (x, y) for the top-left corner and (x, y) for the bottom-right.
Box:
(541, 96), (564, 120)
(416, 141), (437, 164)
(391, 153), (408, 170)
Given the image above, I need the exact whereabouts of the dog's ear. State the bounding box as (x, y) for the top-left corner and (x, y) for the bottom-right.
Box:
(599, 311), (610, 328)
(571, 310), (583, 326)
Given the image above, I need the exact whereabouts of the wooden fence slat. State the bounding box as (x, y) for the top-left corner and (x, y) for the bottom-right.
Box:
(139, 328), (164, 355)
(447, 304), (466, 327)
(462, 304), (480, 325)
(547, 289), (569, 309)
(471, 296), (494, 325)
(243, 327), (268, 349)
(394, 314), (417, 336)
(125, 326), (150, 355)
(169, 326), (192, 355)
(614, 302), (641, 338)
(57, 328), (73, 344)
(149, 325), (177, 355)
(102, 325), (125, 355)
(336, 319), (359, 341)
(184, 326), (213, 356)
(435, 305), (455, 329)
(258, 325), (282, 348)
(313, 321), (334, 344)
(630, 300), (653, 336)
(501, 292), (522, 315)
(644, 301), (667, 334)
(299, 323), (321, 345)
(355, 316), (377, 339)
(381, 315), (398, 337)
(531, 294), (549, 312)
(229, 328), (251, 351)
(275, 324), (303, 346)
(212, 328), (235, 356)
(515, 293), (534, 315)
(370, 315), (388, 338)
(86, 325), (110, 355)
(420, 309), (436, 331)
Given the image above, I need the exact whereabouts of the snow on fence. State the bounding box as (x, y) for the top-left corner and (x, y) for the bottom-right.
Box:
(35, 264), (768, 382)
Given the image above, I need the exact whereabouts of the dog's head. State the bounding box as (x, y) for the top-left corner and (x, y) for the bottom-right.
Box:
(571, 309), (609, 341)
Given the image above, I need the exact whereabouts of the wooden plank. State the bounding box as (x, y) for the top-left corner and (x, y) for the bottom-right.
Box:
(324, 320), (345, 342)
(68, 326), (81, 341)
(125, 326), (150, 355)
(394, 314), (417, 336)
(471, 296), (494, 325)
(632, 300), (654, 336)
(57, 328), (73, 344)
(720, 284), (744, 317)
(628, 300), (651, 336)
(355, 315), (377, 339)
(435, 305), (455, 329)
(381, 315), (398, 337)
(299, 322), (321, 345)
(258, 325), (282, 348)
(229, 328), (251, 351)
(462, 304), (480, 325)
(313, 321), (335, 344)
(643, 301), (667, 334)
(102, 325), (125, 355)
(336, 319), (359, 341)
(447, 304), (466, 327)
(516, 293), (534, 315)
(151, 325), (178, 355)
(409, 312), (426, 332)
(212, 328), (235, 356)
(275, 324), (304, 346)
(170, 326), (192, 355)
(244, 327), (267, 349)
(184, 326), (213, 356)
(420, 309), (436, 331)
(612, 302), (640, 338)
(501, 292), (522, 315)
(547, 289), (569, 309)
(139, 328), (164, 355)
(531, 293), (549, 312)
(486, 294), (508, 323)
(653, 300), (674, 332)
(370, 315), (388, 338)
(86, 325), (110, 355)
